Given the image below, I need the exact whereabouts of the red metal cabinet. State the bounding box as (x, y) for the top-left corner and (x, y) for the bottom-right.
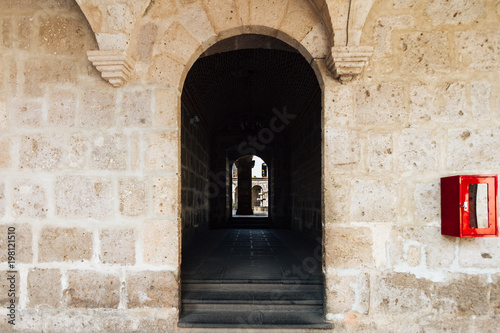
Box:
(441, 175), (498, 237)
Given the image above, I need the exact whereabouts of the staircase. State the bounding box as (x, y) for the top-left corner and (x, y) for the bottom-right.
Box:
(178, 279), (332, 328)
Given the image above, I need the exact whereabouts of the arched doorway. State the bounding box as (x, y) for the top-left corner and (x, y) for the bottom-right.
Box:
(232, 155), (269, 217)
(179, 34), (327, 328)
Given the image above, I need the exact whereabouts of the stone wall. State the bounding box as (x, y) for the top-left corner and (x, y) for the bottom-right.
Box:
(180, 88), (210, 246)
(0, 0), (499, 332)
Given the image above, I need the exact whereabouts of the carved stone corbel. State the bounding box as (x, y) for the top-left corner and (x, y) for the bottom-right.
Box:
(326, 46), (373, 84)
(87, 50), (135, 87)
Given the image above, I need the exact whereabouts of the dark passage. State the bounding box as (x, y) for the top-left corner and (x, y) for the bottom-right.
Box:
(179, 229), (331, 328)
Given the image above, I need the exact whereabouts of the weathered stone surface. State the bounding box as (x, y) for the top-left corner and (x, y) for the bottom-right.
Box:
(413, 181), (440, 223)
(491, 274), (500, 315)
(27, 268), (61, 308)
(100, 228), (135, 265)
(398, 128), (438, 171)
(355, 83), (405, 125)
(12, 100), (43, 127)
(90, 132), (127, 170)
(392, 227), (455, 269)
(0, 139), (10, 168)
(68, 133), (87, 168)
(325, 226), (374, 269)
(0, 270), (19, 306)
(55, 176), (112, 218)
(152, 176), (179, 216)
(324, 84), (353, 127)
(279, 0), (318, 41)
(48, 90), (76, 126)
(435, 274), (490, 316)
(202, 0), (240, 33)
(441, 82), (467, 123)
(459, 237), (500, 269)
(300, 22), (329, 59)
(455, 30), (500, 70)
(179, 4), (215, 45)
(400, 32), (451, 74)
(447, 128), (500, 170)
(79, 89), (116, 128)
(39, 227), (92, 262)
(12, 180), (48, 218)
(24, 59), (77, 97)
(145, 131), (178, 172)
(126, 270), (178, 308)
(426, 0), (484, 26)
(350, 180), (397, 222)
(143, 219), (178, 266)
(324, 129), (360, 168)
(366, 132), (393, 172)
(119, 178), (147, 216)
(19, 133), (63, 170)
(121, 90), (152, 126)
(373, 273), (433, 315)
(39, 15), (95, 55)
(409, 83), (439, 122)
(0, 97), (6, 128)
(374, 15), (414, 58)
(0, 182), (4, 217)
(325, 274), (355, 313)
(149, 54), (186, 87)
(157, 22), (201, 64)
(65, 270), (120, 308)
(323, 175), (350, 223)
(134, 23), (159, 63)
(0, 223), (33, 263)
(471, 81), (491, 120)
(155, 88), (179, 127)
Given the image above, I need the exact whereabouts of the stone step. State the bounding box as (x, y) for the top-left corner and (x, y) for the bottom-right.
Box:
(178, 309), (333, 329)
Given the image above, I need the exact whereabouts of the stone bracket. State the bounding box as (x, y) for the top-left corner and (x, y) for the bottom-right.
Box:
(326, 46), (373, 84)
(87, 50), (135, 87)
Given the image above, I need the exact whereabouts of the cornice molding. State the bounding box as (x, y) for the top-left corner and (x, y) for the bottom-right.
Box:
(87, 50), (135, 87)
(326, 46), (373, 84)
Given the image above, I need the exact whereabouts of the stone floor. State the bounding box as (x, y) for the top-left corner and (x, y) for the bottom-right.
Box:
(181, 228), (323, 282)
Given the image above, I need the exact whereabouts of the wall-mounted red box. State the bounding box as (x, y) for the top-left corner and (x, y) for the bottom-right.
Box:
(441, 175), (498, 237)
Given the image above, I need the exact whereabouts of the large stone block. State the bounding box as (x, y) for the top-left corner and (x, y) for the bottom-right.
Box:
(0, 223), (33, 263)
(39, 227), (92, 262)
(398, 128), (438, 171)
(121, 90), (152, 126)
(435, 274), (490, 316)
(350, 179), (397, 222)
(409, 83), (439, 122)
(145, 131), (179, 172)
(55, 176), (112, 218)
(426, 0), (483, 26)
(12, 180), (48, 218)
(373, 273), (433, 315)
(90, 132), (127, 170)
(325, 274), (355, 313)
(24, 59), (77, 97)
(491, 274), (500, 315)
(374, 15), (414, 58)
(68, 133), (87, 168)
(366, 132), (393, 172)
(0, 182), (4, 217)
(391, 227), (455, 269)
(440, 82), (467, 123)
(400, 32), (451, 74)
(324, 175), (350, 223)
(152, 176), (179, 216)
(178, 4), (216, 45)
(471, 81), (491, 121)
(39, 15), (95, 55)
(48, 90), (76, 126)
(65, 270), (120, 308)
(0, 97), (6, 128)
(354, 83), (405, 125)
(276, 0), (318, 41)
(79, 89), (116, 128)
(202, 0), (241, 34)
(126, 270), (178, 308)
(142, 219), (178, 266)
(324, 84), (354, 127)
(324, 226), (374, 269)
(12, 100), (43, 127)
(0, 139), (10, 168)
(459, 237), (500, 269)
(455, 30), (500, 70)
(19, 133), (63, 170)
(0, 270), (19, 307)
(447, 128), (500, 170)
(149, 54), (186, 87)
(134, 23), (159, 63)
(155, 88), (180, 127)
(324, 129), (360, 169)
(413, 181), (440, 224)
(156, 22), (201, 64)
(100, 228), (136, 265)
(119, 178), (147, 216)
(27, 268), (61, 308)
